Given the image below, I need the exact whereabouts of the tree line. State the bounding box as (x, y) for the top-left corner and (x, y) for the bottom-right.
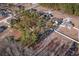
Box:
(40, 3), (79, 16)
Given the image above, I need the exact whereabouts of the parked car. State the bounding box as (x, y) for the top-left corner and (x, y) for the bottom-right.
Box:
(42, 13), (53, 20)
(0, 9), (9, 17)
(0, 26), (7, 33)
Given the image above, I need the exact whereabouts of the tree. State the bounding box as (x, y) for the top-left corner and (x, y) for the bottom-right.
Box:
(40, 3), (79, 16)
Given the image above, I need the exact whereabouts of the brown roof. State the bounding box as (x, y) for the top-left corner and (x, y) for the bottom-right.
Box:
(10, 28), (21, 40)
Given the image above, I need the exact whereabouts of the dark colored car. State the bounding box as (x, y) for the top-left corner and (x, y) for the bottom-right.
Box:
(0, 9), (9, 17)
(43, 13), (53, 20)
(0, 26), (7, 32)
